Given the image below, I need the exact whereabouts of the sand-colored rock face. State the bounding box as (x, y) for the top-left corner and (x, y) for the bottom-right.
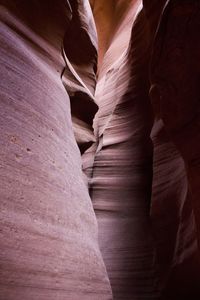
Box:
(0, 1), (112, 299)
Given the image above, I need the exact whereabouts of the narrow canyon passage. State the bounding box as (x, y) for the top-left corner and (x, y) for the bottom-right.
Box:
(1, 1), (200, 300)
(83, 1), (158, 299)
(84, 0), (200, 299)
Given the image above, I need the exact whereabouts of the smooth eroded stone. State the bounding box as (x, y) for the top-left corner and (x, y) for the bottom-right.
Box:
(83, 2), (159, 299)
(149, 0), (200, 297)
(0, 1), (112, 299)
(84, 0), (200, 298)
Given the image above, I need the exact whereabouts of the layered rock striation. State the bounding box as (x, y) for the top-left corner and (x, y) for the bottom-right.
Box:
(1, 1), (200, 299)
(0, 1), (112, 299)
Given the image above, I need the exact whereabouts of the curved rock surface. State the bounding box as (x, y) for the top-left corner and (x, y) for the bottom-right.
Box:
(1, 0), (200, 299)
(149, 1), (200, 298)
(84, 0), (200, 299)
(0, 1), (112, 299)
(83, 2), (158, 299)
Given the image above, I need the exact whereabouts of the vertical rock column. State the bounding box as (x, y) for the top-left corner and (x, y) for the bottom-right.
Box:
(0, 1), (112, 299)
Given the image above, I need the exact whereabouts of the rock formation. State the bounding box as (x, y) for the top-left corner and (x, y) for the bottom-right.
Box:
(86, 0), (200, 299)
(84, 1), (158, 299)
(0, 1), (112, 299)
(0, 0), (200, 299)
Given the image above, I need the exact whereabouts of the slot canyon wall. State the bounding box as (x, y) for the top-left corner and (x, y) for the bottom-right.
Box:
(0, 0), (200, 299)
(85, 0), (200, 299)
(0, 1), (112, 299)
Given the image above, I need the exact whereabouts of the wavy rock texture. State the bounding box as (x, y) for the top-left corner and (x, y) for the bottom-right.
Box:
(83, 2), (159, 299)
(1, 0), (200, 299)
(149, 1), (200, 298)
(0, 1), (112, 299)
(83, 0), (200, 299)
